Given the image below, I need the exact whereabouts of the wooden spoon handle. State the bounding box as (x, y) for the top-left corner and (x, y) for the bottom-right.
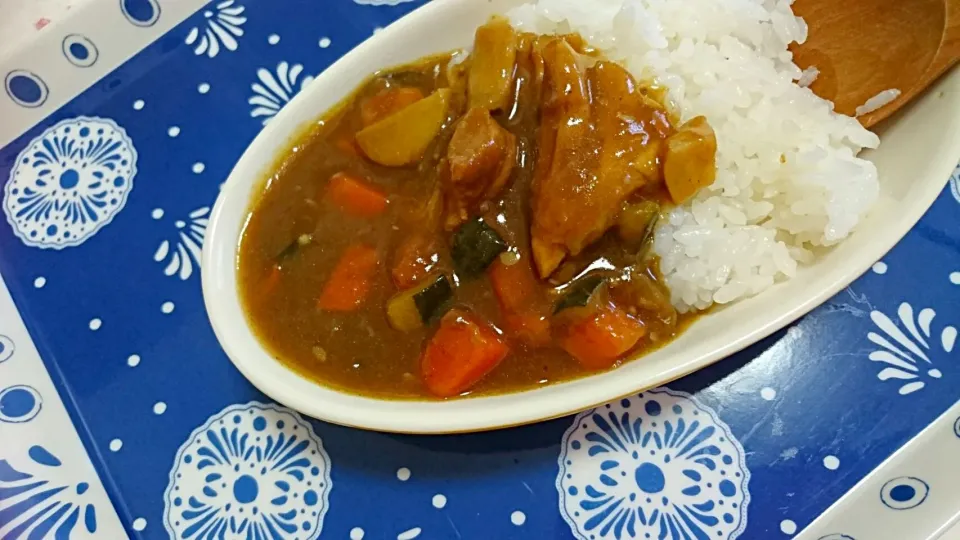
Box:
(859, 0), (960, 127)
(792, 0), (960, 128)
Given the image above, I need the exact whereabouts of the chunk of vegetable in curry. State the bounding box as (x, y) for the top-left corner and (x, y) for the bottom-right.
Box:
(237, 18), (716, 400)
(355, 88), (452, 166)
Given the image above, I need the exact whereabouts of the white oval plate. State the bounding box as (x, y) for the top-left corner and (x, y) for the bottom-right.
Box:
(202, 0), (960, 433)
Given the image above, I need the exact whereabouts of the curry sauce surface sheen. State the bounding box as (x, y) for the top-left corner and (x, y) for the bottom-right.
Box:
(239, 26), (711, 399)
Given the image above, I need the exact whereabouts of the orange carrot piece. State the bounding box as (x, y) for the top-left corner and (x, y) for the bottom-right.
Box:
(336, 137), (363, 157)
(502, 311), (552, 348)
(558, 303), (646, 370)
(318, 244), (379, 311)
(360, 87), (425, 127)
(488, 256), (551, 347)
(258, 265), (282, 302)
(421, 309), (510, 397)
(325, 172), (389, 218)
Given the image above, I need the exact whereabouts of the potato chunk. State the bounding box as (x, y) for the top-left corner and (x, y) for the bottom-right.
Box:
(663, 116), (717, 204)
(356, 89), (451, 167)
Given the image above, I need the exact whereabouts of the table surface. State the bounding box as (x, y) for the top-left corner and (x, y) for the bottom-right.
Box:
(1, 1), (959, 539)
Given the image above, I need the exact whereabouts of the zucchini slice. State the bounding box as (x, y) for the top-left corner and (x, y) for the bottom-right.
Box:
(387, 274), (453, 331)
(617, 200), (660, 249)
(451, 218), (507, 279)
(554, 275), (606, 314)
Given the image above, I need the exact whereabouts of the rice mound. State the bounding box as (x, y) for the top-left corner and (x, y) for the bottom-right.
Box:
(508, 0), (880, 312)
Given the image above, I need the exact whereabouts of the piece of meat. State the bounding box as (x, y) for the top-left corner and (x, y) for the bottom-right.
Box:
(391, 234), (441, 289)
(663, 116), (717, 204)
(443, 107), (517, 229)
(529, 41), (674, 278)
(528, 38), (595, 278)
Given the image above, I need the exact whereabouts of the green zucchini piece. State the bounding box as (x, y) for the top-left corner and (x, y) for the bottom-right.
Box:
(387, 274), (453, 331)
(451, 218), (507, 279)
(618, 200), (660, 249)
(554, 275), (606, 314)
(275, 239), (300, 261)
(275, 234), (314, 267)
(414, 274), (453, 323)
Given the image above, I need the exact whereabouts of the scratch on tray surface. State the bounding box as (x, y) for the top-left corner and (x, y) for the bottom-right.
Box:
(740, 398), (778, 444)
(769, 446), (798, 466)
(771, 414), (784, 436)
(822, 286), (876, 318)
(800, 469), (857, 515)
(522, 481), (534, 495)
(446, 515), (463, 540)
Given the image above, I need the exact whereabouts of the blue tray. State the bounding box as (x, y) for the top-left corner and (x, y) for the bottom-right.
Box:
(1, 1), (959, 538)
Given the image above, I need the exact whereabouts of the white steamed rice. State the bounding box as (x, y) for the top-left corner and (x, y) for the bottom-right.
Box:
(508, 0), (880, 312)
(856, 88), (901, 117)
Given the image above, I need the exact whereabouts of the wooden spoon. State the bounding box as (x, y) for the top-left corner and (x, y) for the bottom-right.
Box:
(791, 0), (959, 127)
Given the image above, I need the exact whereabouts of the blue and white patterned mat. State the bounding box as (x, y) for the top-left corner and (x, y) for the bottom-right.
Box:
(1, 1), (959, 538)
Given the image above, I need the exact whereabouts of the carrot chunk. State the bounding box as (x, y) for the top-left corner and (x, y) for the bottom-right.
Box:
(335, 137), (363, 157)
(318, 244), (379, 311)
(488, 255), (551, 347)
(258, 265), (282, 302)
(502, 311), (551, 348)
(421, 309), (510, 397)
(325, 172), (389, 218)
(558, 303), (646, 370)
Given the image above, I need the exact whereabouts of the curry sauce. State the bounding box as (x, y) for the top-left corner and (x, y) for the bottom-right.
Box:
(238, 19), (715, 399)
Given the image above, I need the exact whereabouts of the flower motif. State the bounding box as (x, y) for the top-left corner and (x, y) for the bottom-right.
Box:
(867, 302), (956, 395)
(153, 207), (208, 280)
(950, 164), (959, 204)
(558, 388), (750, 540)
(163, 402), (332, 539)
(249, 62), (314, 125)
(185, 0), (246, 58)
(0, 445), (99, 537)
(3, 116), (137, 249)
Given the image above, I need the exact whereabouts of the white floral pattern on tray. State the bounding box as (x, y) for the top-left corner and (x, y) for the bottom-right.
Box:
(153, 206), (209, 280)
(3, 116), (137, 249)
(557, 388), (749, 540)
(249, 62), (314, 125)
(184, 0), (246, 58)
(867, 302), (956, 395)
(0, 0), (958, 538)
(163, 401), (333, 539)
(0, 445), (102, 537)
